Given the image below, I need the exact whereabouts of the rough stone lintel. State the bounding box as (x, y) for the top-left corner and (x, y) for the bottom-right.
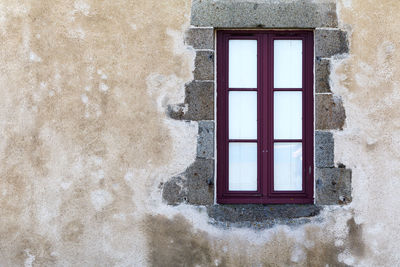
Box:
(316, 167), (352, 205)
(191, 0), (338, 28)
(185, 28), (214, 50)
(316, 94), (346, 130)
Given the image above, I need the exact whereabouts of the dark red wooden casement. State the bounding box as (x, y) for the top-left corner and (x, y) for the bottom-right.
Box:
(216, 30), (314, 204)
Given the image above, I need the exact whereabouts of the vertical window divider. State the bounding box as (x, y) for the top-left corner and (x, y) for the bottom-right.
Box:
(257, 34), (265, 194)
(261, 33), (269, 197)
(267, 33), (274, 196)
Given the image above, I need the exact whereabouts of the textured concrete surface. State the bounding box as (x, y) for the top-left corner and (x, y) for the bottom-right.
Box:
(316, 168), (352, 205)
(191, 0), (338, 28)
(315, 131), (335, 168)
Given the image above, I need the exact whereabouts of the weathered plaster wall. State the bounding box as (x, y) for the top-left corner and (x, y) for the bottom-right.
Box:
(0, 0), (398, 266)
(333, 0), (400, 265)
(0, 0), (197, 265)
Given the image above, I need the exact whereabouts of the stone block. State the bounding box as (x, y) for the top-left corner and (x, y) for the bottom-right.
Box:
(315, 167), (352, 205)
(316, 58), (331, 93)
(162, 176), (187, 205)
(191, 0), (338, 28)
(194, 51), (214, 80)
(207, 204), (321, 223)
(315, 131), (334, 168)
(316, 94), (345, 130)
(162, 158), (214, 206)
(185, 28), (214, 50)
(197, 121), (214, 159)
(315, 29), (349, 58)
(185, 81), (214, 120)
(186, 159), (214, 205)
(167, 81), (214, 121)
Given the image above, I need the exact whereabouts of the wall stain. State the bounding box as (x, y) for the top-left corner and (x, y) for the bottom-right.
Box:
(346, 217), (365, 257)
(144, 214), (365, 267)
(62, 220), (84, 242)
(0, 0), (193, 265)
(144, 214), (212, 267)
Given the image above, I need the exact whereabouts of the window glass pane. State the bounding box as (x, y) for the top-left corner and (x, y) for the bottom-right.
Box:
(229, 40), (257, 88)
(274, 91), (302, 139)
(274, 40), (302, 88)
(274, 143), (302, 191)
(229, 143), (257, 191)
(229, 91), (257, 139)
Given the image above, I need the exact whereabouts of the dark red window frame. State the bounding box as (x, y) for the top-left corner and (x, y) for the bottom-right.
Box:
(216, 30), (314, 204)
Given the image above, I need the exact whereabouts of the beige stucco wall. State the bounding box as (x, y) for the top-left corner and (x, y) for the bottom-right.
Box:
(0, 0), (398, 266)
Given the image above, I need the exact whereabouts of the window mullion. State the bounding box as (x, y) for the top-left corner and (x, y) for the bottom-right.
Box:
(261, 33), (271, 198)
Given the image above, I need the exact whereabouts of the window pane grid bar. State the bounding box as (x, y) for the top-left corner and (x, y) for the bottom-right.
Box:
(228, 88), (258, 91)
(274, 139), (303, 142)
(229, 139), (258, 142)
(273, 88), (303, 91)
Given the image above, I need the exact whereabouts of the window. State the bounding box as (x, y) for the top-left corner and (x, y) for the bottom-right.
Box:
(216, 30), (314, 204)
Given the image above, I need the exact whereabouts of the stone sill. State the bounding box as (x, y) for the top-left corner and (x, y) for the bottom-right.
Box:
(207, 204), (321, 228)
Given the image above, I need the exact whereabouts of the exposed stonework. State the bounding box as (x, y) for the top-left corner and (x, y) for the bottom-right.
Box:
(197, 121), (214, 159)
(168, 81), (214, 121)
(162, 158), (214, 206)
(194, 51), (214, 80)
(316, 94), (346, 130)
(315, 29), (349, 58)
(207, 204), (321, 228)
(191, 0), (338, 28)
(316, 167), (352, 205)
(162, 175), (187, 205)
(163, 0), (352, 221)
(316, 58), (331, 93)
(315, 131), (334, 168)
(185, 28), (214, 50)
